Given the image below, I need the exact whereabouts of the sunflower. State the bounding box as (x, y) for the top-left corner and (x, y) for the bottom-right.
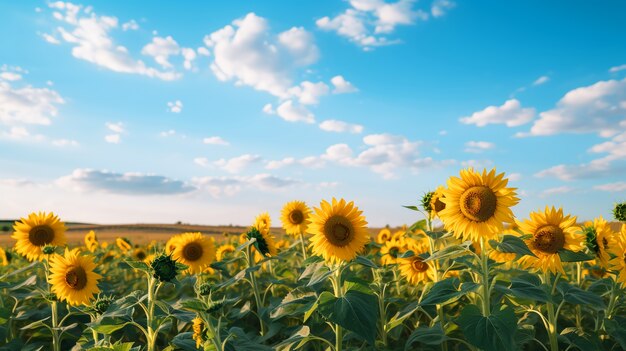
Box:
(132, 248), (148, 262)
(583, 262), (610, 279)
(0, 247), (9, 266)
(12, 212), (67, 261)
(116, 237), (132, 253)
(247, 227), (278, 257)
(308, 198), (369, 264)
(391, 229), (406, 241)
(280, 201), (311, 235)
(608, 224), (626, 283)
(275, 239), (290, 249)
(165, 234), (182, 254)
(517, 207), (583, 275)
(238, 233), (248, 245)
(192, 317), (205, 348)
(254, 212), (272, 235)
(398, 240), (434, 285)
(439, 168), (519, 242)
(216, 244), (236, 261)
(49, 248), (101, 306)
(430, 186), (447, 219)
(171, 232), (216, 274)
(583, 216), (617, 268)
(376, 228), (392, 244)
(380, 238), (406, 265)
(84, 231), (98, 252)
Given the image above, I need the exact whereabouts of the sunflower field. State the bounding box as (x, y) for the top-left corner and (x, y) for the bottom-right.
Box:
(1, 168), (626, 351)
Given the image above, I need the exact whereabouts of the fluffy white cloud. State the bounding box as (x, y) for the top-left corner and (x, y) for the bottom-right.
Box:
(203, 136), (229, 145)
(540, 186), (574, 197)
(533, 75), (550, 86)
(316, 0), (431, 49)
(193, 157), (210, 167)
(213, 154), (261, 173)
(275, 100), (315, 123)
(192, 173), (300, 198)
(609, 64), (626, 73)
(288, 81), (329, 105)
(142, 36), (180, 69)
(167, 100), (183, 113)
(464, 141), (495, 153)
(0, 72), (22, 81)
(331, 75), (358, 94)
(520, 78), (626, 137)
(460, 99), (535, 127)
(121, 19), (138, 31)
(106, 122), (124, 133)
(57, 168), (195, 194)
(594, 182), (626, 192)
(0, 78), (64, 126)
(48, 2), (179, 80)
(262, 103), (275, 114)
(52, 138), (79, 147)
(0, 126), (44, 141)
(105, 134), (120, 144)
(204, 13), (318, 97)
(319, 119), (364, 134)
(431, 0), (456, 17)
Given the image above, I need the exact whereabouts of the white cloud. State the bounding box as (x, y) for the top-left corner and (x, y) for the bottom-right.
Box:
(331, 75), (358, 94)
(431, 0), (456, 18)
(52, 138), (79, 147)
(192, 173), (300, 198)
(105, 134), (120, 144)
(533, 75), (550, 86)
(0, 76), (64, 126)
(540, 186), (574, 197)
(167, 100), (183, 113)
(204, 13), (319, 97)
(159, 129), (176, 137)
(197, 47), (210, 56)
(106, 122), (124, 133)
(57, 168), (194, 195)
(460, 159), (494, 169)
(464, 140), (495, 153)
(594, 182), (626, 192)
(0, 126), (45, 141)
(48, 2), (180, 80)
(316, 0), (431, 49)
(194, 157), (210, 167)
(181, 48), (197, 70)
(262, 103), (275, 114)
(41, 33), (61, 44)
(609, 64), (626, 73)
(0, 72), (22, 81)
(142, 36), (180, 69)
(460, 99), (535, 127)
(203, 136), (229, 145)
(288, 81), (329, 105)
(122, 19), (138, 31)
(275, 100), (315, 123)
(213, 154), (261, 173)
(319, 119), (364, 134)
(520, 78), (626, 137)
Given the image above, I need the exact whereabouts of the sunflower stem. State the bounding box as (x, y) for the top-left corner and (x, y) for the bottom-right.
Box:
(245, 244), (266, 335)
(331, 267), (344, 351)
(428, 233), (448, 351)
(542, 272), (559, 351)
(575, 262), (582, 330)
(479, 237), (491, 316)
(51, 301), (61, 351)
(299, 232), (308, 261)
(146, 275), (162, 351)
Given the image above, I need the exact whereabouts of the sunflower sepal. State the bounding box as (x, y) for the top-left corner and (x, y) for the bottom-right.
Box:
(488, 235), (536, 258)
(408, 219), (428, 233)
(557, 249), (594, 263)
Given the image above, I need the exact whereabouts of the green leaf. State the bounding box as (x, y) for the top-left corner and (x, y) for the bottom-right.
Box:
(122, 260), (149, 272)
(505, 274), (550, 303)
(354, 256), (378, 269)
(420, 278), (461, 306)
(274, 326), (312, 350)
(557, 282), (605, 309)
(403, 205), (420, 212)
(423, 243), (470, 262)
(270, 288), (316, 319)
(425, 231), (448, 240)
(170, 332), (199, 351)
(409, 219), (427, 232)
(456, 305), (517, 351)
(226, 327), (273, 351)
(489, 235), (535, 257)
(317, 290), (379, 344)
(179, 298), (207, 313)
(90, 322), (129, 335)
(604, 317), (626, 350)
(405, 325), (449, 350)
(558, 249), (594, 262)
(386, 302), (419, 332)
(307, 265), (333, 286)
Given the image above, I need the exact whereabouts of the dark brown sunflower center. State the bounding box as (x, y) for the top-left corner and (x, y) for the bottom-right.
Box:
(411, 258), (428, 272)
(136, 251), (147, 260)
(183, 242), (203, 261)
(289, 210), (304, 225)
(432, 196), (446, 213)
(65, 266), (87, 290)
(29, 225), (55, 246)
(323, 216), (354, 247)
(389, 247), (400, 258)
(533, 225), (565, 254)
(460, 186), (497, 222)
(602, 237), (608, 248)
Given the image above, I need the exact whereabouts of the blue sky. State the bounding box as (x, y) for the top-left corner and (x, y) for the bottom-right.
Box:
(1, 0), (625, 226)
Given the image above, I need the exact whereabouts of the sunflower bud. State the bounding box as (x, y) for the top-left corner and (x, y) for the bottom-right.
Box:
(199, 283), (212, 296)
(192, 317), (205, 348)
(421, 191), (434, 213)
(42, 245), (56, 255)
(614, 202), (626, 222)
(93, 295), (115, 315)
(206, 300), (225, 313)
(45, 293), (57, 302)
(583, 226), (599, 255)
(151, 253), (179, 282)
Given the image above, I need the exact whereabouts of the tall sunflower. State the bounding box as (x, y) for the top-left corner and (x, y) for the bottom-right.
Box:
(165, 234), (182, 254)
(308, 198), (369, 264)
(608, 224), (626, 283)
(216, 244), (236, 261)
(517, 207), (583, 275)
(84, 230), (98, 252)
(247, 227), (278, 257)
(12, 212), (67, 261)
(376, 228), (392, 244)
(280, 201), (311, 235)
(49, 248), (101, 306)
(254, 212), (272, 235)
(171, 232), (216, 274)
(439, 168), (519, 242)
(0, 247), (9, 266)
(398, 240), (434, 285)
(115, 237), (132, 253)
(380, 237), (405, 265)
(583, 216), (617, 268)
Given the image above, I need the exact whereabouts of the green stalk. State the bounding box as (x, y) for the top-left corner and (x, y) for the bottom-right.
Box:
(331, 267), (344, 351)
(428, 234), (448, 351)
(299, 232), (308, 260)
(378, 280), (388, 347)
(575, 262), (582, 330)
(543, 272), (559, 351)
(51, 301), (60, 351)
(245, 244), (266, 335)
(479, 237), (491, 316)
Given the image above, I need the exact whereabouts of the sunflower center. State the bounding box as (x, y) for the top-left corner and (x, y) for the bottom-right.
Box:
(183, 242), (203, 261)
(136, 251), (147, 260)
(533, 225), (565, 254)
(433, 197), (446, 213)
(289, 210), (305, 225)
(389, 247), (400, 258)
(65, 266), (87, 290)
(29, 225), (55, 246)
(460, 186), (497, 222)
(323, 216), (354, 247)
(411, 258), (428, 272)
